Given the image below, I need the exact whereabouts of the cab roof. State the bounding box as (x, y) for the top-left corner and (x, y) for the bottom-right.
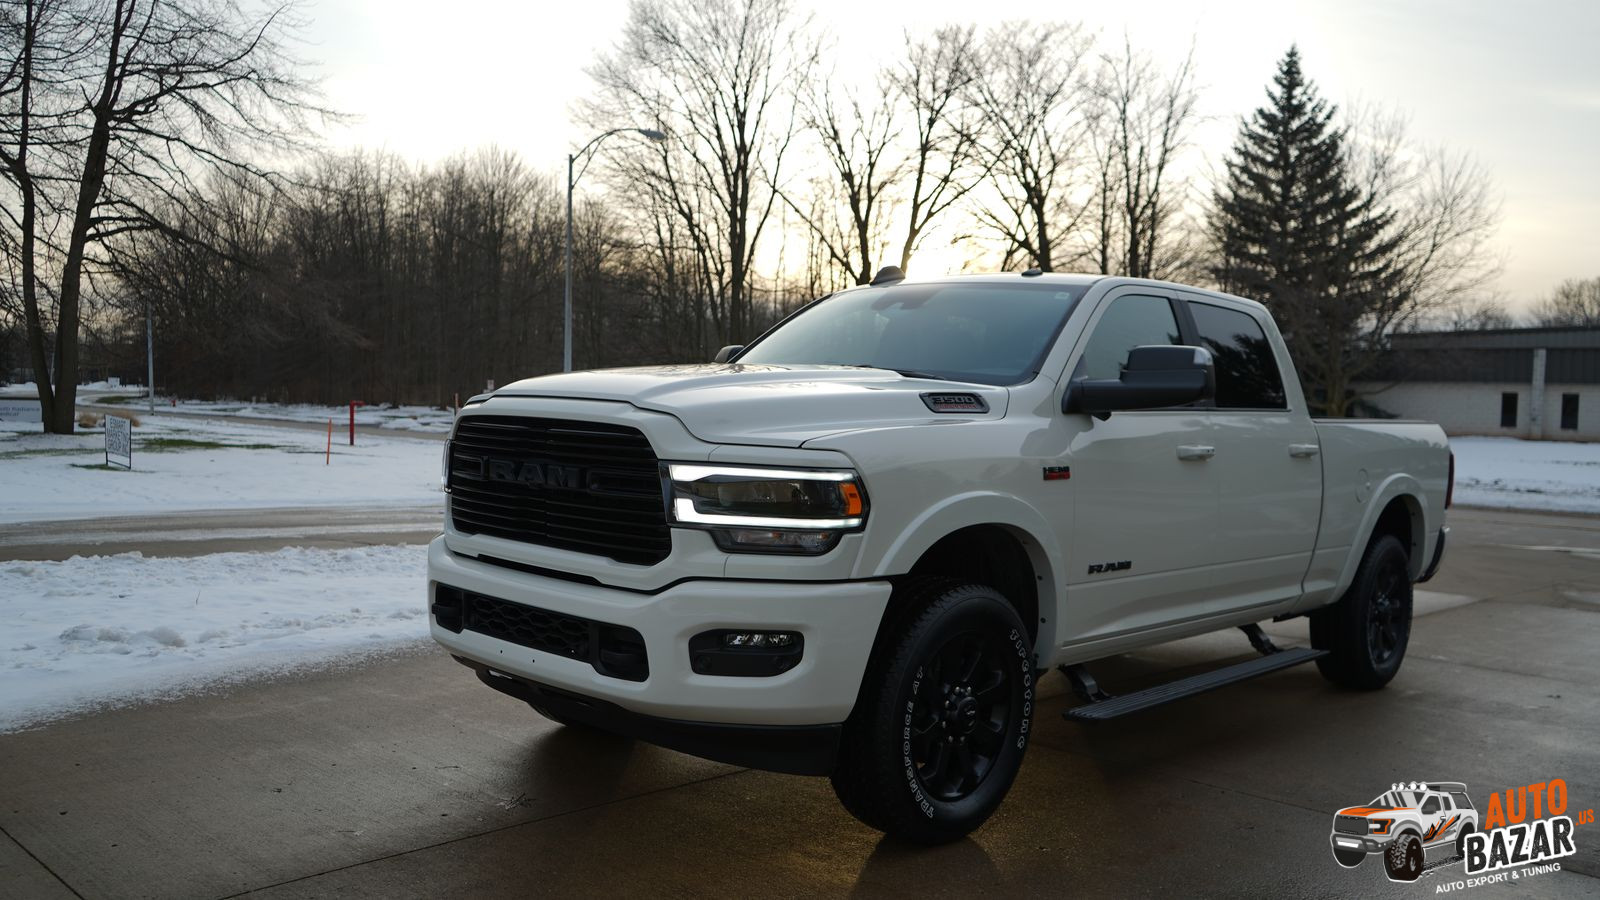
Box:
(867, 271), (1269, 316)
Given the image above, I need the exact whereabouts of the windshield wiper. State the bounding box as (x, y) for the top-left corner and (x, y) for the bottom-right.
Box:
(843, 363), (945, 380)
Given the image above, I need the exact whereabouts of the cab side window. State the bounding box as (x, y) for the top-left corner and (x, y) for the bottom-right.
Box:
(1190, 301), (1288, 409)
(1078, 295), (1181, 381)
(1421, 797), (1440, 815)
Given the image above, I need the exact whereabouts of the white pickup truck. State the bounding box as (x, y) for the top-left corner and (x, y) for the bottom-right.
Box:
(428, 271), (1451, 843)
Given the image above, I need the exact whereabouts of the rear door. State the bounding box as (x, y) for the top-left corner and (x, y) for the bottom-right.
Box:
(1182, 295), (1323, 610)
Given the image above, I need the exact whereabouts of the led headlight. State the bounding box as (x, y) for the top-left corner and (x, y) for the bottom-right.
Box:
(665, 463), (866, 554)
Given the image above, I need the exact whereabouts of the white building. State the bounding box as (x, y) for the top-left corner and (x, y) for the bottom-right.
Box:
(1358, 327), (1600, 442)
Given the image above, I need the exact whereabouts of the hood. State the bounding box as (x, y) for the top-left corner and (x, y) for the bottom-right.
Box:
(1337, 806), (1412, 817)
(494, 364), (1009, 446)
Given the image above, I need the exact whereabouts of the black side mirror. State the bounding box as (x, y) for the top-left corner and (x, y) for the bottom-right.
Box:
(1063, 345), (1215, 420)
(713, 344), (744, 364)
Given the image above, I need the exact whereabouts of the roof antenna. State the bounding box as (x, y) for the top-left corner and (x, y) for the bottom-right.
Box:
(1021, 267), (1043, 277)
(870, 265), (905, 285)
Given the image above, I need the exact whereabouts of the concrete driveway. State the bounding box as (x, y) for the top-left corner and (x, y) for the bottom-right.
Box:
(2, 506), (1597, 898)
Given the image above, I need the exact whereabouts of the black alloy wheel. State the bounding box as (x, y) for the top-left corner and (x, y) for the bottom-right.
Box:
(1368, 561), (1407, 668)
(909, 630), (1015, 801)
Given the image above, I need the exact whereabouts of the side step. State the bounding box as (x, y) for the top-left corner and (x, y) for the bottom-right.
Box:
(1063, 646), (1327, 722)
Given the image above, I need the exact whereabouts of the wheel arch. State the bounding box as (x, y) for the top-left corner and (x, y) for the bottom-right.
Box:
(864, 493), (1063, 656)
(1330, 476), (1433, 597)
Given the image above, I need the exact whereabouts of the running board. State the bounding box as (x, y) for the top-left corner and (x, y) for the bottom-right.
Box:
(1063, 647), (1327, 721)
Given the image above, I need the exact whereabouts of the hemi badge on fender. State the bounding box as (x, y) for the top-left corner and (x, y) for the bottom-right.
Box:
(1043, 466), (1071, 481)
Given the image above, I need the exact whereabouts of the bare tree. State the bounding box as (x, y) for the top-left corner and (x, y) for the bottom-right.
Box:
(0, 0), (325, 432)
(1345, 107), (1502, 330)
(585, 0), (817, 348)
(1401, 293), (1516, 332)
(887, 24), (986, 275)
(1087, 37), (1200, 279)
(966, 23), (1095, 271)
(1528, 276), (1600, 326)
(780, 72), (898, 286)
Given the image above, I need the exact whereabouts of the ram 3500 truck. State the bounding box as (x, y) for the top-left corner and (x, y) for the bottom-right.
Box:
(428, 272), (1451, 844)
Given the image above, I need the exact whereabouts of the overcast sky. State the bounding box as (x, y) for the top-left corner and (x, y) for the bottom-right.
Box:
(308, 0), (1598, 310)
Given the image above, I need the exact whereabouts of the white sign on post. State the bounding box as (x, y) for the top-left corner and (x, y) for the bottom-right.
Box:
(0, 398), (42, 423)
(105, 414), (132, 469)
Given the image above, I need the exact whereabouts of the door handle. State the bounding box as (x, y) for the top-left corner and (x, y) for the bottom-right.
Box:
(1177, 445), (1215, 461)
(1289, 443), (1321, 458)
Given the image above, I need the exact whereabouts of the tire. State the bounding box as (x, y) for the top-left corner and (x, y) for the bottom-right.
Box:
(1455, 823), (1475, 860)
(831, 578), (1035, 845)
(1385, 833), (1424, 882)
(1332, 847), (1366, 868)
(1310, 534), (1413, 690)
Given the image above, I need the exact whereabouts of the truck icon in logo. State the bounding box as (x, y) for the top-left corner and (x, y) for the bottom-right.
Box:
(1330, 781), (1479, 882)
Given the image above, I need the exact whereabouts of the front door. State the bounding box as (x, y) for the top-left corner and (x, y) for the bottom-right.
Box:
(1046, 289), (1221, 644)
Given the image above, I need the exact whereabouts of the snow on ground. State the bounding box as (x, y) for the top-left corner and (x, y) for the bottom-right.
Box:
(151, 398), (455, 433)
(1450, 436), (1600, 513)
(0, 382), (456, 432)
(0, 412), (443, 524)
(0, 545), (429, 732)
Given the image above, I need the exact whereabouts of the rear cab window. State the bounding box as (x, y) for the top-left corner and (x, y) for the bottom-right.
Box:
(1188, 301), (1288, 410)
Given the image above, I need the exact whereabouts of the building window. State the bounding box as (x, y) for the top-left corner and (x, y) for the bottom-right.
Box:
(1500, 392), (1518, 428)
(1561, 393), (1580, 430)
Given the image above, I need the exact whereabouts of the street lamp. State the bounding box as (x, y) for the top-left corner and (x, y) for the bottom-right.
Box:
(564, 126), (667, 373)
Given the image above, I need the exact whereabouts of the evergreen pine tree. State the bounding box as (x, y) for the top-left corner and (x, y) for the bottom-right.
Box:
(1211, 47), (1403, 415)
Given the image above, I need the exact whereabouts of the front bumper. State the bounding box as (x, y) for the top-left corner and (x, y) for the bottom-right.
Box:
(455, 656), (841, 774)
(428, 536), (892, 728)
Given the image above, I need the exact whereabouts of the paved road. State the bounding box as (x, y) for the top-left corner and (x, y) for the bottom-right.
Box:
(0, 506), (442, 561)
(1, 506), (1597, 899)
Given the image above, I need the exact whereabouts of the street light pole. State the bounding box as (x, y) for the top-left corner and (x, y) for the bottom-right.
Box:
(145, 303), (155, 415)
(562, 127), (667, 373)
(564, 151), (575, 374)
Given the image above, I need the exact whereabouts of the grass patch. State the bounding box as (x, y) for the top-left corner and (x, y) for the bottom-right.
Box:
(137, 437), (284, 452)
(69, 462), (135, 471)
(0, 447), (101, 460)
(90, 394), (139, 405)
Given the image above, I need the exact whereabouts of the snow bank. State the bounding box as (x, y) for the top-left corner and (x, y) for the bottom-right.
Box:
(0, 412), (443, 523)
(1450, 436), (1600, 513)
(0, 545), (430, 732)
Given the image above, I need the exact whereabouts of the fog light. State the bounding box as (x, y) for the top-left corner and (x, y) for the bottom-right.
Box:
(724, 631), (797, 648)
(689, 629), (804, 677)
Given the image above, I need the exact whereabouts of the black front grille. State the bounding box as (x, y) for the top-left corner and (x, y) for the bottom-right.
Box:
(434, 584), (649, 682)
(448, 415), (670, 566)
(1335, 815), (1370, 835)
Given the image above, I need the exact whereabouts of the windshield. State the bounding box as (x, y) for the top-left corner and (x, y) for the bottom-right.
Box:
(736, 281), (1090, 386)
